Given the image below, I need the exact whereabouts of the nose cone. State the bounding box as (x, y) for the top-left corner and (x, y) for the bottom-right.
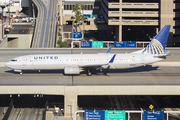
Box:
(5, 62), (11, 68)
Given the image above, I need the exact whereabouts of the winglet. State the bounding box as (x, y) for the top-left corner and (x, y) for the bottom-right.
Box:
(109, 54), (116, 63)
(106, 45), (113, 53)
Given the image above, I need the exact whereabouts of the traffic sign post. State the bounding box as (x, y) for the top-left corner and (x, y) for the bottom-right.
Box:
(144, 111), (164, 120)
(149, 104), (154, 110)
(85, 110), (105, 120)
(105, 110), (125, 120)
(81, 41), (92, 48)
(92, 41), (103, 48)
(71, 32), (82, 39)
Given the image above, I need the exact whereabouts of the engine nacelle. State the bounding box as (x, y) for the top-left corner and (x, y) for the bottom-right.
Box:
(64, 66), (80, 74)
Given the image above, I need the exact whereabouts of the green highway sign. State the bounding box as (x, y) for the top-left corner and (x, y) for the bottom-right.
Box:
(105, 111), (125, 120)
(92, 41), (103, 48)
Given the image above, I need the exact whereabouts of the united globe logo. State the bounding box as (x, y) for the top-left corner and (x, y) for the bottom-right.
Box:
(142, 39), (164, 54)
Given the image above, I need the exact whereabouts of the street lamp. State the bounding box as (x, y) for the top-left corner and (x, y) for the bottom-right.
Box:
(8, 0), (13, 25)
(1, 5), (5, 40)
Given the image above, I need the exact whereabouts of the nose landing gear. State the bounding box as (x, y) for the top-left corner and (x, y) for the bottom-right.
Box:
(87, 70), (92, 76)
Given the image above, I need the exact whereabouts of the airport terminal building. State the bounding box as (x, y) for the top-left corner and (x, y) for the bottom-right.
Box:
(61, 0), (180, 47)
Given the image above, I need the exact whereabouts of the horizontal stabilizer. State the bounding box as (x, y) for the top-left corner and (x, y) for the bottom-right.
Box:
(153, 51), (170, 58)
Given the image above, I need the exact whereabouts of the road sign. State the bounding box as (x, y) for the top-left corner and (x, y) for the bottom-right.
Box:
(114, 42), (126, 48)
(71, 32), (82, 39)
(84, 14), (91, 19)
(144, 111), (164, 120)
(105, 110), (125, 120)
(149, 104), (154, 110)
(126, 42), (136, 48)
(85, 110), (105, 120)
(92, 41), (103, 48)
(81, 41), (92, 48)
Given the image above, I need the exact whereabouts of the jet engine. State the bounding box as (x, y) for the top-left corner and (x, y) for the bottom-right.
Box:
(64, 66), (80, 74)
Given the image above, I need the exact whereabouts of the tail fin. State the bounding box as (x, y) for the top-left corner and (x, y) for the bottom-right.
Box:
(142, 25), (171, 54)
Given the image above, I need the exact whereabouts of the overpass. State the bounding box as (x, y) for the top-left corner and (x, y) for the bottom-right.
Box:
(0, 85), (180, 117)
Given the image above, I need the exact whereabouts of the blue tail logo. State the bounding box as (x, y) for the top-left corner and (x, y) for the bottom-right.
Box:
(142, 25), (171, 54)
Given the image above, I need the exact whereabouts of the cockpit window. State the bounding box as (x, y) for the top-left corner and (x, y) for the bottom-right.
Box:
(11, 59), (17, 62)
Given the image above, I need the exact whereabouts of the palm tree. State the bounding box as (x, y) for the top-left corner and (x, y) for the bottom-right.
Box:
(80, 4), (86, 39)
(72, 4), (86, 34)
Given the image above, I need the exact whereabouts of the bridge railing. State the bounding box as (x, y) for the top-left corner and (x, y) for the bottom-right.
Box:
(71, 41), (150, 48)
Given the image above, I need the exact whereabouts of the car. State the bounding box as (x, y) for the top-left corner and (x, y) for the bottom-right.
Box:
(30, 18), (36, 22)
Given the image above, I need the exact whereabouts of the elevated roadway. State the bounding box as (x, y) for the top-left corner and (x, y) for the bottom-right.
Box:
(32, 0), (58, 48)
(0, 48), (180, 116)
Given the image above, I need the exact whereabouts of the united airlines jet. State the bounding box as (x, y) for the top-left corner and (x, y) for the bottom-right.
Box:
(5, 25), (171, 76)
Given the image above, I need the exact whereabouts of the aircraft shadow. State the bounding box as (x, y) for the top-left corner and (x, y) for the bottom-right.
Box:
(94, 65), (159, 74)
(5, 65), (159, 76)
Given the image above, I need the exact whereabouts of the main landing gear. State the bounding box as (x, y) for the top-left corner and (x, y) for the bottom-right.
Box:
(87, 70), (92, 76)
(20, 71), (23, 75)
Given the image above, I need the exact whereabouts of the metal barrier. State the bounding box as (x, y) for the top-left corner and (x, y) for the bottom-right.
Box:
(71, 41), (150, 48)
(73, 110), (180, 120)
(136, 42), (150, 48)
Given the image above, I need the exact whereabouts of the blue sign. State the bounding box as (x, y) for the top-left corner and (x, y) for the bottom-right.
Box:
(85, 110), (105, 120)
(144, 111), (164, 120)
(81, 41), (92, 48)
(126, 42), (136, 48)
(114, 41), (126, 48)
(71, 32), (82, 39)
(84, 14), (91, 19)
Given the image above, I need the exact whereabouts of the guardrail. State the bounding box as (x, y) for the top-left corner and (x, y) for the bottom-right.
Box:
(71, 41), (150, 48)
(73, 110), (180, 120)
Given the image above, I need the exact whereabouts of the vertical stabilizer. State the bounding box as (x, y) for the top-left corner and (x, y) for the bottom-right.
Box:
(142, 25), (171, 54)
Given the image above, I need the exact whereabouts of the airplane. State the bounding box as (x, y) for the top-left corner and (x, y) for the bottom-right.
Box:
(5, 25), (171, 76)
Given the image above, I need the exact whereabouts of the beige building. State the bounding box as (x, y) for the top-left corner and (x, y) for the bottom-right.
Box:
(61, 0), (179, 46)
(101, 0), (178, 46)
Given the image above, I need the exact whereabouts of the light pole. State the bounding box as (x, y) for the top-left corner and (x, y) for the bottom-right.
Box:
(1, 6), (5, 40)
(8, 0), (12, 26)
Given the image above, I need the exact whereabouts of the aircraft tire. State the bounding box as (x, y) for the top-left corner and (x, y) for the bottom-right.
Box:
(87, 70), (92, 76)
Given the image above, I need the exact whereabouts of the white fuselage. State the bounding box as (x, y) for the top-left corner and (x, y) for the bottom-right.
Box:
(5, 53), (164, 70)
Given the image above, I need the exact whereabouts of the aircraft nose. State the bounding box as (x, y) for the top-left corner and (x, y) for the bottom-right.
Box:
(5, 62), (10, 67)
